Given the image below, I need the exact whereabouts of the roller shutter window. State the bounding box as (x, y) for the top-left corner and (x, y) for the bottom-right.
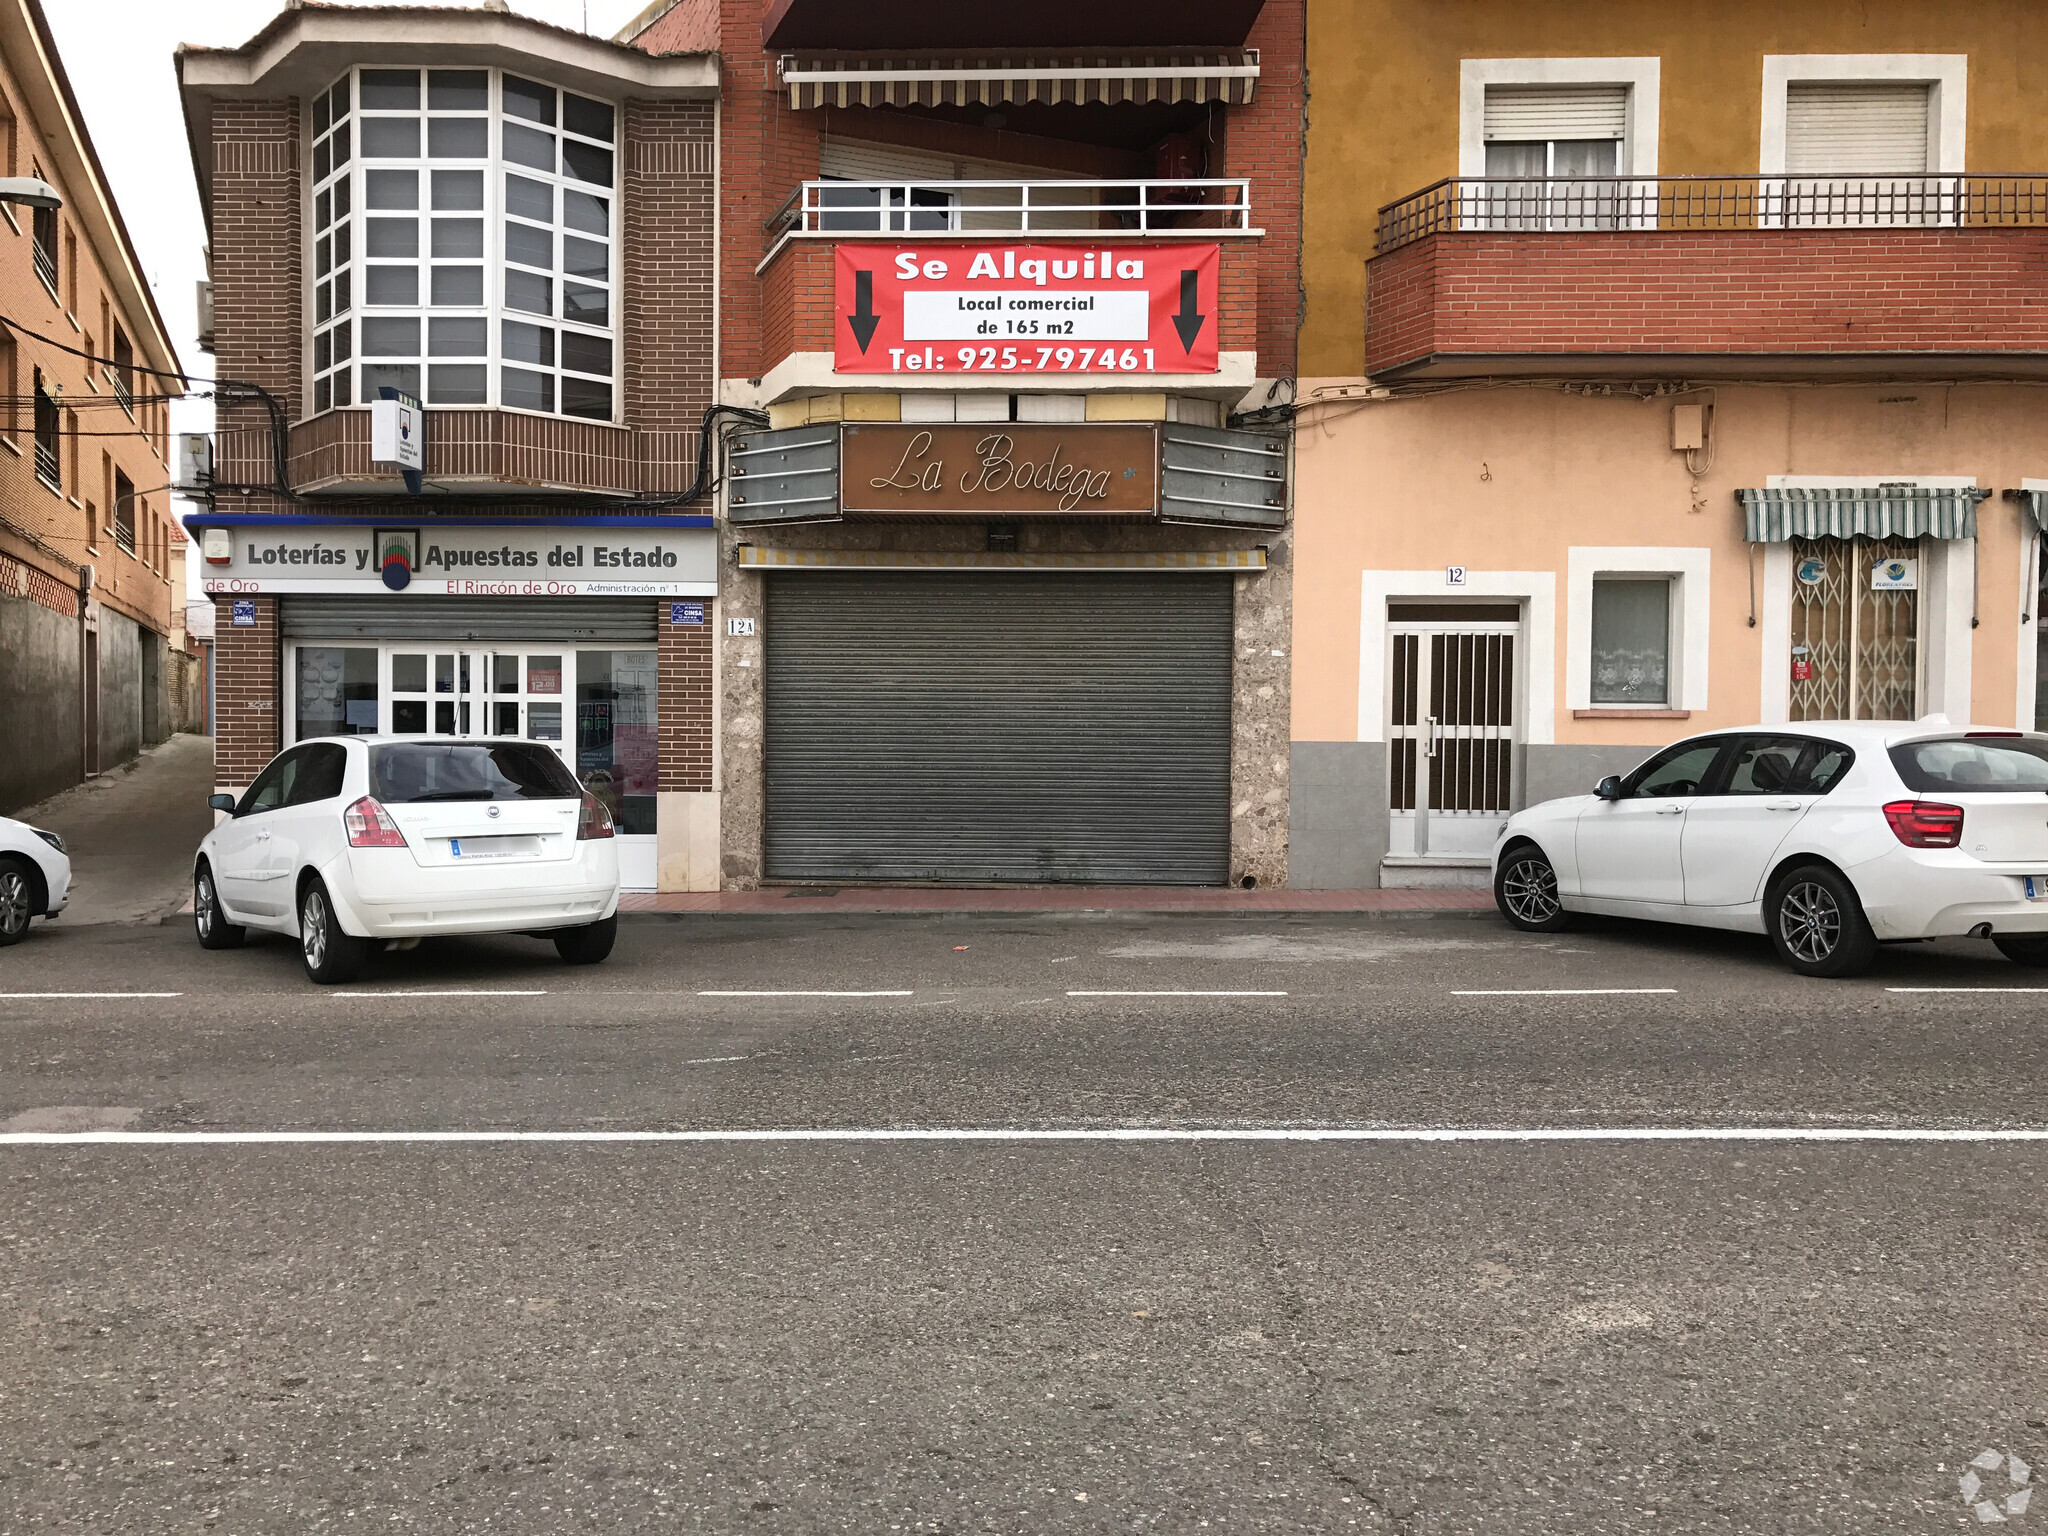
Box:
(764, 572), (1233, 885)
(280, 596), (657, 642)
(1784, 82), (1932, 174)
(817, 136), (960, 232)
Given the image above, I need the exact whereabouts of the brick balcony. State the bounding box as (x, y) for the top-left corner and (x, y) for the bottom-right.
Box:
(1365, 174), (2048, 379)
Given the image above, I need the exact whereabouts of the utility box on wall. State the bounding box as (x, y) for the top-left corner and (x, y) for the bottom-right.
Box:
(1671, 404), (1707, 452)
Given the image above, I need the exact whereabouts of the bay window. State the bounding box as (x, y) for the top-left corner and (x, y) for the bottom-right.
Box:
(309, 67), (617, 422)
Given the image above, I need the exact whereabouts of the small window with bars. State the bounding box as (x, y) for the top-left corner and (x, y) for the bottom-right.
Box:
(113, 467), (135, 554)
(32, 369), (57, 489)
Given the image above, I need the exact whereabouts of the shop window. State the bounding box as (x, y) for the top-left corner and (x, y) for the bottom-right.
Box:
(309, 66), (615, 421)
(296, 647), (380, 738)
(1589, 578), (1671, 706)
(576, 649), (656, 834)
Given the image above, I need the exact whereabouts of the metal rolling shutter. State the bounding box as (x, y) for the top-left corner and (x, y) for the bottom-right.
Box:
(765, 571), (1232, 884)
(1785, 82), (1931, 174)
(819, 136), (961, 181)
(281, 596), (656, 642)
(1482, 84), (1628, 142)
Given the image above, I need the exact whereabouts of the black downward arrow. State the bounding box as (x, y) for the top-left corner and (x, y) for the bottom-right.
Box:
(848, 268), (880, 354)
(1171, 269), (1206, 353)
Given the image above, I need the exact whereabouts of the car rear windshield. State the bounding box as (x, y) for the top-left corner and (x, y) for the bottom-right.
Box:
(1889, 736), (2048, 794)
(370, 743), (581, 803)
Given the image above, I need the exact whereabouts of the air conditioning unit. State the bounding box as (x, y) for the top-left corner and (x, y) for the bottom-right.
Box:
(177, 432), (213, 493)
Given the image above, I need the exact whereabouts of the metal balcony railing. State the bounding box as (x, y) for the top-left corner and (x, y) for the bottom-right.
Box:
(769, 178), (1255, 239)
(31, 236), (56, 293)
(32, 433), (58, 488)
(1375, 174), (2048, 255)
(111, 373), (133, 415)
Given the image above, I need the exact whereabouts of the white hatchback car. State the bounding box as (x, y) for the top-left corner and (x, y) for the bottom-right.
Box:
(0, 813), (71, 945)
(1492, 720), (2048, 977)
(194, 736), (621, 983)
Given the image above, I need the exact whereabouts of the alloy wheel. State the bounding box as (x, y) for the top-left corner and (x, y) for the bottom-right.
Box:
(1501, 855), (1561, 925)
(1779, 880), (1841, 964)
(0, 869), (27, 937)
(302, 889), (329, 971)
(195, 873), (215, 939)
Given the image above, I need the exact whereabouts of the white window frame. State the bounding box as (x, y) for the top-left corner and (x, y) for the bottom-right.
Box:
(1566, 546), (1710, 714)
(1759, 55), (1967, 177)
(1757, 474), (1975, 725)
(303, 65), (621, 427)
(1458, 58), (1662, 179)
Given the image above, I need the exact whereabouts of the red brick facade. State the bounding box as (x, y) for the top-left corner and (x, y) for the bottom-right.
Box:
(695, 0), (1303, 384)
(657, 602), (714, 793)
(211, 595), (279, 787)
(1367, 228), (2048, 377)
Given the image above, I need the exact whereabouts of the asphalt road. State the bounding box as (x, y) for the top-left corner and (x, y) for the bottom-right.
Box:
(2, 910), (2044, 1532)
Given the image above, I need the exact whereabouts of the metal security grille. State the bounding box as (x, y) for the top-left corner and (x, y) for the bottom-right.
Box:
(1789, 537), (1920, 721)
(764, 572), (1232, 884)
(280, 596), (656, 642)
(1388, 620), (1518, 857)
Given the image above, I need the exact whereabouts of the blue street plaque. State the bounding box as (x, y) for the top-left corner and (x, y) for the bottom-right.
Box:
(669, 600), (706, 625)
(231, 600), (256, 627)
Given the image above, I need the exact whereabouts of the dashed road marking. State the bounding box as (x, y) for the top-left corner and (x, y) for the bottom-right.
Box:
(1886, 987), (2048, 993)
(698, 990), (914, 998)
(1452, 988), (1678, 997)
(331, 989), (549, 997)
(0, 992), (183, 999)
(1066, 990), (1289, 998)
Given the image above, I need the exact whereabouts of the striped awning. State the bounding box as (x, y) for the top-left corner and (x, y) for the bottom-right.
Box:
(777, 52), (1259, 109)
(2015, 488), (2047, 529)
(1738, 486), (1989, 543)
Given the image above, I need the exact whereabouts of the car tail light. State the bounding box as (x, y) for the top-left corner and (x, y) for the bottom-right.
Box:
(344, 796), (408, 848)
(577, 792), (615, 840)
(1883, 799), (1964, 848)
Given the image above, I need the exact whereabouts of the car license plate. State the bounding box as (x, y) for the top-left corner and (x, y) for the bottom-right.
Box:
(2026, 876), (2048, 901)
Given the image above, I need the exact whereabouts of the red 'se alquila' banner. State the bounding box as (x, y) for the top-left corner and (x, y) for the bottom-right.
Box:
(833, 242), (1220, 376)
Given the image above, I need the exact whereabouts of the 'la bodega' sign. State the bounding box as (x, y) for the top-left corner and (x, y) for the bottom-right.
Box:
(197, 520), (718, 598)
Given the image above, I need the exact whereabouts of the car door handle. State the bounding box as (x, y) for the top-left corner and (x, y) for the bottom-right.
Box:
(254, 830), (271, 841)
(1654, 805), (1685, 816)
(1766, 801), (1804, 812)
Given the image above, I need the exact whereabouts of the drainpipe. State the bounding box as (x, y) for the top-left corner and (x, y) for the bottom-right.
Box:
(76, 562), (93, 776)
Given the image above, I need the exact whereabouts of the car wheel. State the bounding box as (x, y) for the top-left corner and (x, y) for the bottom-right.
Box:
(193, 861), (245, 950)
(298, 877), (368, 985)
(1767, 864), (1878, 978)
(0, 856), (34, 946)
(1494, 843), (1571, 932)
(1992, 933), (2048, 967)
(553, 913), (618, 965)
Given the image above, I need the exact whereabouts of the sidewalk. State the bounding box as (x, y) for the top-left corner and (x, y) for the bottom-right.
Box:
(619, 886), (1497, 916)
(12, 733), (215, 926)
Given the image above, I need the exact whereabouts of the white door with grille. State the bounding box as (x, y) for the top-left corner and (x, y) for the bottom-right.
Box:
(1388, 619), (1520, 857)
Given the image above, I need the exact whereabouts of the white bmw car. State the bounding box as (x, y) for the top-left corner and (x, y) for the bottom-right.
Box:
(1492, 719), (2048, 977)
(195, 736), (621, 983)
(0, 813), (71, 945)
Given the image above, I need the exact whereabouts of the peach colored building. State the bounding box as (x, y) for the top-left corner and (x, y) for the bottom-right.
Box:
(1290, 0), (2048, 887)
(0, 0), (181, 811)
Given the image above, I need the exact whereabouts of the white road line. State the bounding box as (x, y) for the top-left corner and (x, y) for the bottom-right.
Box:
(1875, 991), (2048, 1003)
(698, 990), (914, 998)
(1452, 988), (1678, 997)
(331, 990), (549, 998)
(2, 1126), (2046, 1146)
(0, 992), (183, 999)
(1066, 990), (1289, 998)
(680, 1055), (750, 1064)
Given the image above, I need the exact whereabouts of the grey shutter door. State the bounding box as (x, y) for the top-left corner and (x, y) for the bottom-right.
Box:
(765, 572), (1232, 884)
(281, 596), (656, 642)
(1785, 82), (1931, 173)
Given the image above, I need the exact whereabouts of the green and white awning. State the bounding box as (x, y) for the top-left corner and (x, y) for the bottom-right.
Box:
(2015, 488), (2047, 529)
(1738, 486), (1989, 543)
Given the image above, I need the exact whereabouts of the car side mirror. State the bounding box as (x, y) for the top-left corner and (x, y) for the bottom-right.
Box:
(1595, 775), (1624, 801)
(209, 793), (238, 815)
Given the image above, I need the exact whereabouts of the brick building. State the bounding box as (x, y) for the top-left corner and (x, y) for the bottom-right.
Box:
(1290, 0), (2048, 889)
(623, 0), (1305, 888)
(0, 0), (183, 812)
(176, 5), (721, 891)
